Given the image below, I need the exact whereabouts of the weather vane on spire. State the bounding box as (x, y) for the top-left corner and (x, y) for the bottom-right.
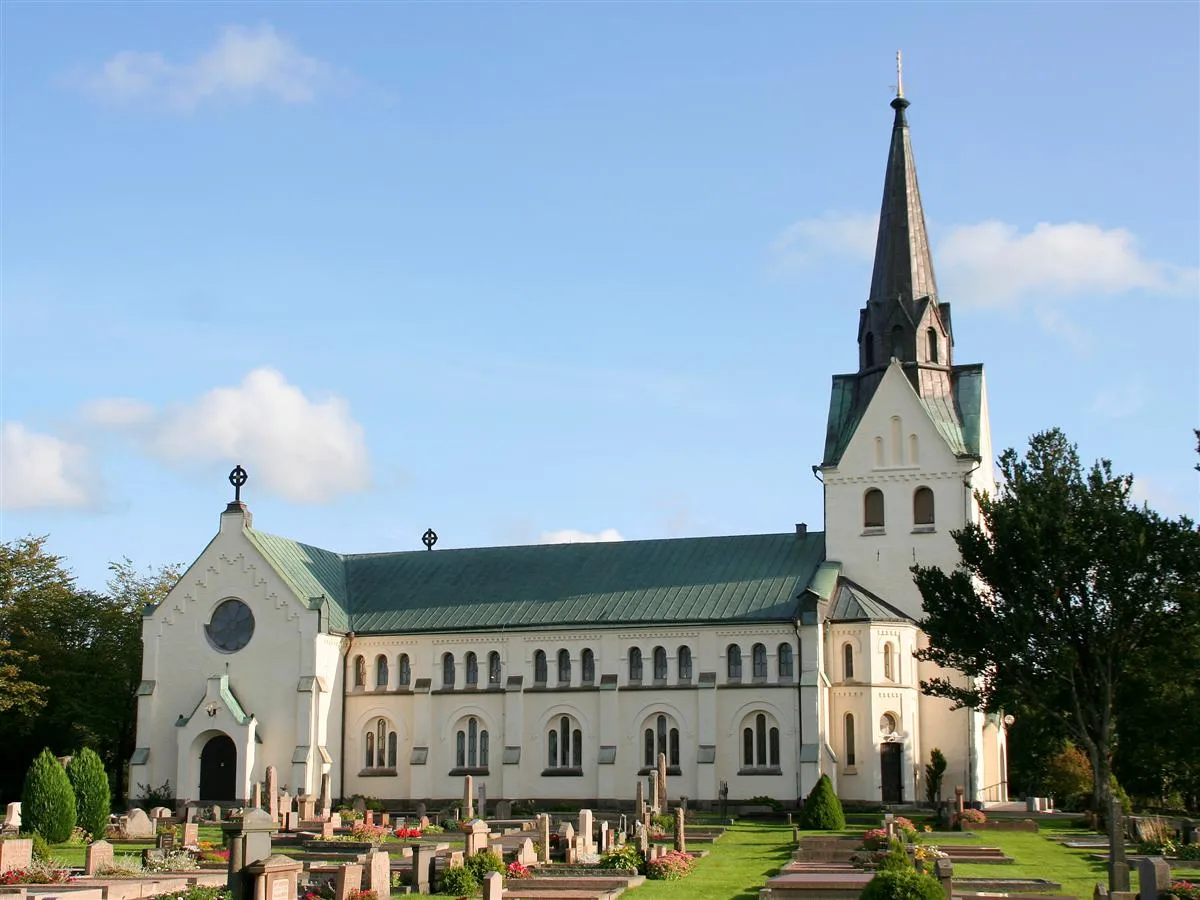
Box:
(896, 49), (904, 99)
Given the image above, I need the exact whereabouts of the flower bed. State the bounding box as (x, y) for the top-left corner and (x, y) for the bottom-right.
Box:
(646, 850), (695, 881)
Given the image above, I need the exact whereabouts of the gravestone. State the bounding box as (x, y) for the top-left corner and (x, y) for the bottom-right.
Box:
(224, 807), (278, 900)
(674, 807), (686, 852)
(418, 814), (429, 829)
(657, 753), (668, 811)
(157, 830), (177, 850)
(321, 821), (334, 839)
(211, 805), (222, 822)
(578, 809), (594, 853)
(558, 821), (575, 850)
(411, 843), (434, 894)
(380, 812), (390, 827)
(935, 858), (954, 898)
(494, 800), (512, 820)
(1137, 858), (1171, 900)
(366, 850), (390, 898)
(0, 838), (32, 874)
(463, 774), (475, 820)
(599, 821), (609, 852)
(244, 854), (302, 900)
(415, 801), (427, 819)
(330, 812), (343, 829)
(1108, 796), (1130, 892)
(648, 771), (659, 814)
(125, 807), (155, 838)
(251, 783), (262, 810)
(352, 797), (367, 814)
(85, 840), (113, 875)
(482, 871), (503, 900)
(265, 766), (279, 822)
(637, 822), (649, 856)
(182, 822), (199, 845)
(2, 802), (20, 834)
(334, 862), (363, 900)
(538, 813), (551, 864)
(150, 806), (172, 820)
(297, 795), (315, 820)
(477, 784), (486, 819)
(465, 820), (490, 856)
(364, 810), (374, 827)
(635, 781), (645, 819)
(517, 838), (537, 867)
(319, 773), (332, 820)
(955, 786), (965, 815)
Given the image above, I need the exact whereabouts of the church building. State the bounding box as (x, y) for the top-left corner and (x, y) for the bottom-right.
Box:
(131, 86), (1009, 809)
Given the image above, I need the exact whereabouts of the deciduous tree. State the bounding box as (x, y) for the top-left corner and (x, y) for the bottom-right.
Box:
(913, 429), (1200, 811)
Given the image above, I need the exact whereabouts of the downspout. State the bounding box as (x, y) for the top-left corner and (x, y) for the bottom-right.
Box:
(340, 632), (355, 806)
(961, 459), (981, 802)
(794, 618), (805, 798)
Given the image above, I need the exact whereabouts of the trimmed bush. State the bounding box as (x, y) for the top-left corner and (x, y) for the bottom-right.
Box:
(859, 868), (944, 900)
(436, 863), (477, 896)
(22, 749), (77, 843)
(67, 748), (111, 841)
(800, 774), (846, 830)
(464, 849), (503, 881)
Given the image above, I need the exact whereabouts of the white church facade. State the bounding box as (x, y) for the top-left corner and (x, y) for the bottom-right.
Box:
(131, 88), (1009, 809)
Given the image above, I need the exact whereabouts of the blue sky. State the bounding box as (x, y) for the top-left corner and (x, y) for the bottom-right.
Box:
(3, 2), (1197, 591)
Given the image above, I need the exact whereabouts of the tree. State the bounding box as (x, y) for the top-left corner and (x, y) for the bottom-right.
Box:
(1045, 743), (1093, 810)
(800, 773), (845, 830)
(22, 748), (77, 842)
(913, 429), (1200, 811)
(924, 748), (947, 805)
(67, 748), (111, 840)
(0, 639), (45, 716)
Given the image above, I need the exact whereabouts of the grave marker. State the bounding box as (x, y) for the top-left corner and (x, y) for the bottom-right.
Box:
(85, 840), (113, 875)
(1137, 858), (1171, 900)
(463, 774), (475, 820)
(265, 766), (278, 821)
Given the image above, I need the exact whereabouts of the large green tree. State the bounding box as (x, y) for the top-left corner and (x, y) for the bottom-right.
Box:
(913, 429), (1200, 811)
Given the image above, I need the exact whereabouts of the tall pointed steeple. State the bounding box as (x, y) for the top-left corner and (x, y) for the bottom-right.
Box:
(857, 54), (953, 387)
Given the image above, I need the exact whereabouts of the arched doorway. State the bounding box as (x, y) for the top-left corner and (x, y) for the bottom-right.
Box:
(199, 734), (237, 801)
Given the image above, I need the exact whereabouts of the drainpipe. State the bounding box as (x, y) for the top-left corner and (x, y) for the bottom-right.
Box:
(339, 632), (355, 806)
(960, 459), (981, 802)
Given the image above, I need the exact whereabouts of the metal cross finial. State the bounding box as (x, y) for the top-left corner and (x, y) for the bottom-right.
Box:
(422, 528), (438, 551)
(228, 465), (248, 502)
(895, 49), (904, 98)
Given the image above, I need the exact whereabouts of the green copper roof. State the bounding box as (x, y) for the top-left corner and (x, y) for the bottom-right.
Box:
(244, 530), (827, 635)
(822, 363), (984, 467)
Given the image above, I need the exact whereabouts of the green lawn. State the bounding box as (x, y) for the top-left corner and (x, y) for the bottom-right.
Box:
(621, 822), (795, 900)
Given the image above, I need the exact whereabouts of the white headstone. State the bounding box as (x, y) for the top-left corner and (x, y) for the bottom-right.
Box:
(125, 808), (155, 839)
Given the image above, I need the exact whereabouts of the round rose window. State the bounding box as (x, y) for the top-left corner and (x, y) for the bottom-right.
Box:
(206, 599), (255, 653)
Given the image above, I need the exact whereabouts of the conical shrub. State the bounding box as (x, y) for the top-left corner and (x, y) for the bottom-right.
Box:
(67, 748), (111, 840)
(22, 748), (77, 843)
(800, 773), (845, 830)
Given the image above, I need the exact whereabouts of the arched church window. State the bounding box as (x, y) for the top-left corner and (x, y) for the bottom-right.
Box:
(843, 643), (855, 680)
(442, 652), (455, 688)
(727, 644), (742, 681)
(581, 648), (595, 683)
(865, 332), (875, 367)
(678, 645), (692, 681)
(914, 486), (935, 526)
(884, 643), (895, 681)
(752, 643), (767, 679)
(864, 488), (885, 528)
(547, 715), (583, 770)
(387, 731), (397, 768)
(365, 731), (374, 768)
(740, 711), (781, 770)
(453, 717), (489, 768)
(778, 643), (794, 678)
(642, 713), (679, 767)
(375, 654), (388, 690)
(629, 647), (643, 683)
(488, 651), (501, 686)
(909, 434), (920, 465)
(844, 713), (856, 766)
(891, 325), (905, 360)
(557, 649), (571, 684)
(533, 649), (547, 684)
(927, 327), (939, 363)
(397, 653), (411, 687)
(377, 718), (386, 767)
(465, 652), (478, 686)
(353, 655), (365, 688)
(362, 718), (396, 771)
(653, 646), (668, 681)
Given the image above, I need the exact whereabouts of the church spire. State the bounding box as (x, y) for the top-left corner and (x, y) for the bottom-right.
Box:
(867, 52), (938, 313)
(857, 56), (952, 382)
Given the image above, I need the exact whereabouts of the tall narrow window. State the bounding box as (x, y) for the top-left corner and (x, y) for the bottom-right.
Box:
(456, 731), (466, 767)
(488, 651), (501, 685)
(740, 711), (781, 772)
(644, 713), (680, 767)
(927, 327), (939, 363)
(914, 486), (935, 526)
(480, 729), (489, 766)
(365, 732), (374, 768)
(864, 488), (885, 528)
(845, 713), (856, 766)
(778, 643), (794, 678)
(398, 653), (411, 687)
(557, 649), (571, 684)
(376, 719), (386, 767)
(742, 728), (754, 767)
(534, 650), (547, 684)
(653, 646), (668, 680)
(467, 717), (478, 767)
(843, 643), (855, 680)
(629, 647), (643, 682)
(548, 730), (558, 768)
(465, 652), (478, 686)
(669, 728), (679, 767)
(572, 729), (582, 767)
(755, 714), (767, 766)
(442, 652), (455, 688)
(657, 715), (667, 762)
(644, 728), (655, 767)
(387, 731), (397, 768)
(353, 655), (365, 687)
(769, 727), (780, 767)
(678, 646), (693, 681)
(560, 717), (570, 766)
(727, 644), (742, 680)
(884, 643), (895, 681)
(375, 655), (388, 689)
(581, 648), (595, 683)
(752, 643), (767, 679)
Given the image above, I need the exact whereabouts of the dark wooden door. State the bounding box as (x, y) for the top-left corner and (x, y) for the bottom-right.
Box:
(880, 742), (903, 803)
(199, 734), (236, 801)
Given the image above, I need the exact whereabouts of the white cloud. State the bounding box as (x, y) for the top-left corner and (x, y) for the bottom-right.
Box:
(539, 528), (624, 544)
(89, 367), (370, 503)
(77, 24), (334, 111)
(0, 423), (95, 510)
(771, 216), (1197, 307)
(80, 397), (156, 427)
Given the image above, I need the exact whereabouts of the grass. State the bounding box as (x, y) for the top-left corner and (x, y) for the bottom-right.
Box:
(47, 825), (228, 869)
(621, 822), (795, 900)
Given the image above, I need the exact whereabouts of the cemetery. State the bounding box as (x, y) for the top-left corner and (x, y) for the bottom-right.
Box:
(2, 750), (1199, 900)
